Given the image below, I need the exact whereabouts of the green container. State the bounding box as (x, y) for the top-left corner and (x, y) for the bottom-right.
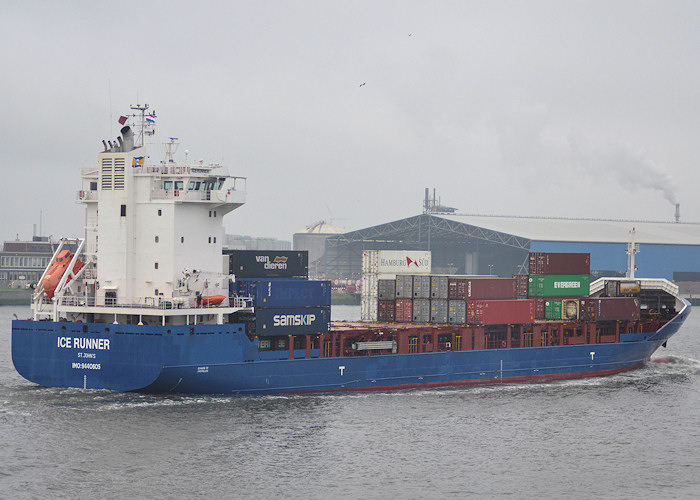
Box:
(528, 274), (590, 297)
(544, 299), (562, 319)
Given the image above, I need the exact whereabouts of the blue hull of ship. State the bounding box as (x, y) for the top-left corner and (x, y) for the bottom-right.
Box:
(11, 302), (690, 394)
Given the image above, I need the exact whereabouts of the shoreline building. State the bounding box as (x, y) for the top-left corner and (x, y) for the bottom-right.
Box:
(0, 236), (56, 288)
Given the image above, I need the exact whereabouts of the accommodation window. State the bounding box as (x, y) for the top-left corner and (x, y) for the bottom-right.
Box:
(209, 211), (212, 217)
(155, 236), (159, 243)
(181, 236), (184, 243)
(213, 237), (216, 243)
(158, 209), (162, 216)
(214, 211), (217, 217)
(208, 237), (211, 243)
(120, 204), (126, 216)
(155, 262), (159, 269)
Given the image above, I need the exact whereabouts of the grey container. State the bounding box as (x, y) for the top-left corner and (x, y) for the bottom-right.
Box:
(412, 298), (431, 323)
(430, 276), (449, 299)
(413, 275), (431, 299)
(378, 279), (396, 300)
(395, 274), (413, 298)
(448, 299), (466, 324)
(430, 298), (449, 323)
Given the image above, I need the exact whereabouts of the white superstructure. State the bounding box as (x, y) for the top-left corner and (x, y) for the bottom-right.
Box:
(32, 105), (250, 325)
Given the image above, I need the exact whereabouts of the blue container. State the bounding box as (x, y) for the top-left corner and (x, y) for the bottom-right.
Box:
(236, 278), (331, 308)
(255, 306), (331, 335)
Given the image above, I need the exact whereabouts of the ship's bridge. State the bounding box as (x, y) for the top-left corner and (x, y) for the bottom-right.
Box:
(77, 164), (247, 210)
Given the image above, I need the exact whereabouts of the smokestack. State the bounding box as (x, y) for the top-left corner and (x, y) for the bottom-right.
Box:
(120, 125), (134, 152)
(675, 203), (680, 223)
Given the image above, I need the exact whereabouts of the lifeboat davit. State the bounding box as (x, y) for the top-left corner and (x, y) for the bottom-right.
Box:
(199, 295), (226, 306)
(43, 250), (84, 299)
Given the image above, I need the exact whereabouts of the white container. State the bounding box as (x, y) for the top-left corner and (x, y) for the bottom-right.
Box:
(362, 250), (432, 275)
(361, 295), (378, 322)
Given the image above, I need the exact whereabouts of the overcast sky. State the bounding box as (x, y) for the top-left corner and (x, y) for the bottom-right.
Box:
(2, 1), (699, 243)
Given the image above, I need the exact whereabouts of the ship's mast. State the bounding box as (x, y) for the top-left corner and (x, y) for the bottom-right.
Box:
(129, 103), (156, 148)
(626, 227), (639, 278)
(164, 137), (180, 164)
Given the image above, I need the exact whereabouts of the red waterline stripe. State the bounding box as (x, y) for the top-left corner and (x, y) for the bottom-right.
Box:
(290, 364), (643, 395)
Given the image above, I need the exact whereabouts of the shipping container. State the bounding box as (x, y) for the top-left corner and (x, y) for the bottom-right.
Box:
(604, 280), (620, 297)
(448, 299), (466, 324)
(528, 274), (590, 297)
(361, 250), (432, 275)
(466, 300), (483, 324)
(395, 298), (413, 322)
(395, 274), (413, 298)
(448, 277), (517, 300)
(544, 299), (562, 320)
(412, 275), (431, 299)
(377, 279), (396, 300)
(514, 274), (529, 298)
(619, 281), (641, 294)
(361, 273), (395, 300)
(412, 298), (431, 323)
(467, 299), (535, 325)
(430, 276), (449, 299)
(430, 298), (449, 323)
(578, 297), (641, 321)
(361, 296), (378, 322)
(378, 299), (395, 322)
(561, 299), (579, 320)
(598, 297), (640, 320)
(236, 278), (330, 308)
(534, 297), (545, 320)
(528, 252), (590, 275)
(255, 306), (331, 335)
(226, 250), (308, 278)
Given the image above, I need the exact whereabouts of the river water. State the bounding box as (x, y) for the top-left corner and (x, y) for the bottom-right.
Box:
(1, 304), (699, 499)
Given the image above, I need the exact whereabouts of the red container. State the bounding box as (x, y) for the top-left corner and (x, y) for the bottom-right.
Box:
(395, 298), (413, 323)
(448, 278), (517, 300)
(528, 252), (590, 275)
(578, 298), (597, 321)
(598, 297), (640, 321)
(467, 299), (535, 325)
(466, 300), (484, 324)
(514, 274), (529, 298)
(534, 297), (545, 320)
(378, 300), (395, 322)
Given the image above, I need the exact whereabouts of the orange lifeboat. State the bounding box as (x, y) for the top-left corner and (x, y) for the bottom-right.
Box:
(199, 294), (226, 306)
(43, 250), (84, 299)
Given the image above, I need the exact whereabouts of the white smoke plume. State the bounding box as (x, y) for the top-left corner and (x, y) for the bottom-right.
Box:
(568, 129), (678, 205)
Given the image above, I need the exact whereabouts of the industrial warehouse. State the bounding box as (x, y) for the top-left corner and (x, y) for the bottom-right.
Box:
(296, 201), (700, 303)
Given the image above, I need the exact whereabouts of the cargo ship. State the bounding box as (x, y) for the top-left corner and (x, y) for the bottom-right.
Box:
(11, 108), (690, 394)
